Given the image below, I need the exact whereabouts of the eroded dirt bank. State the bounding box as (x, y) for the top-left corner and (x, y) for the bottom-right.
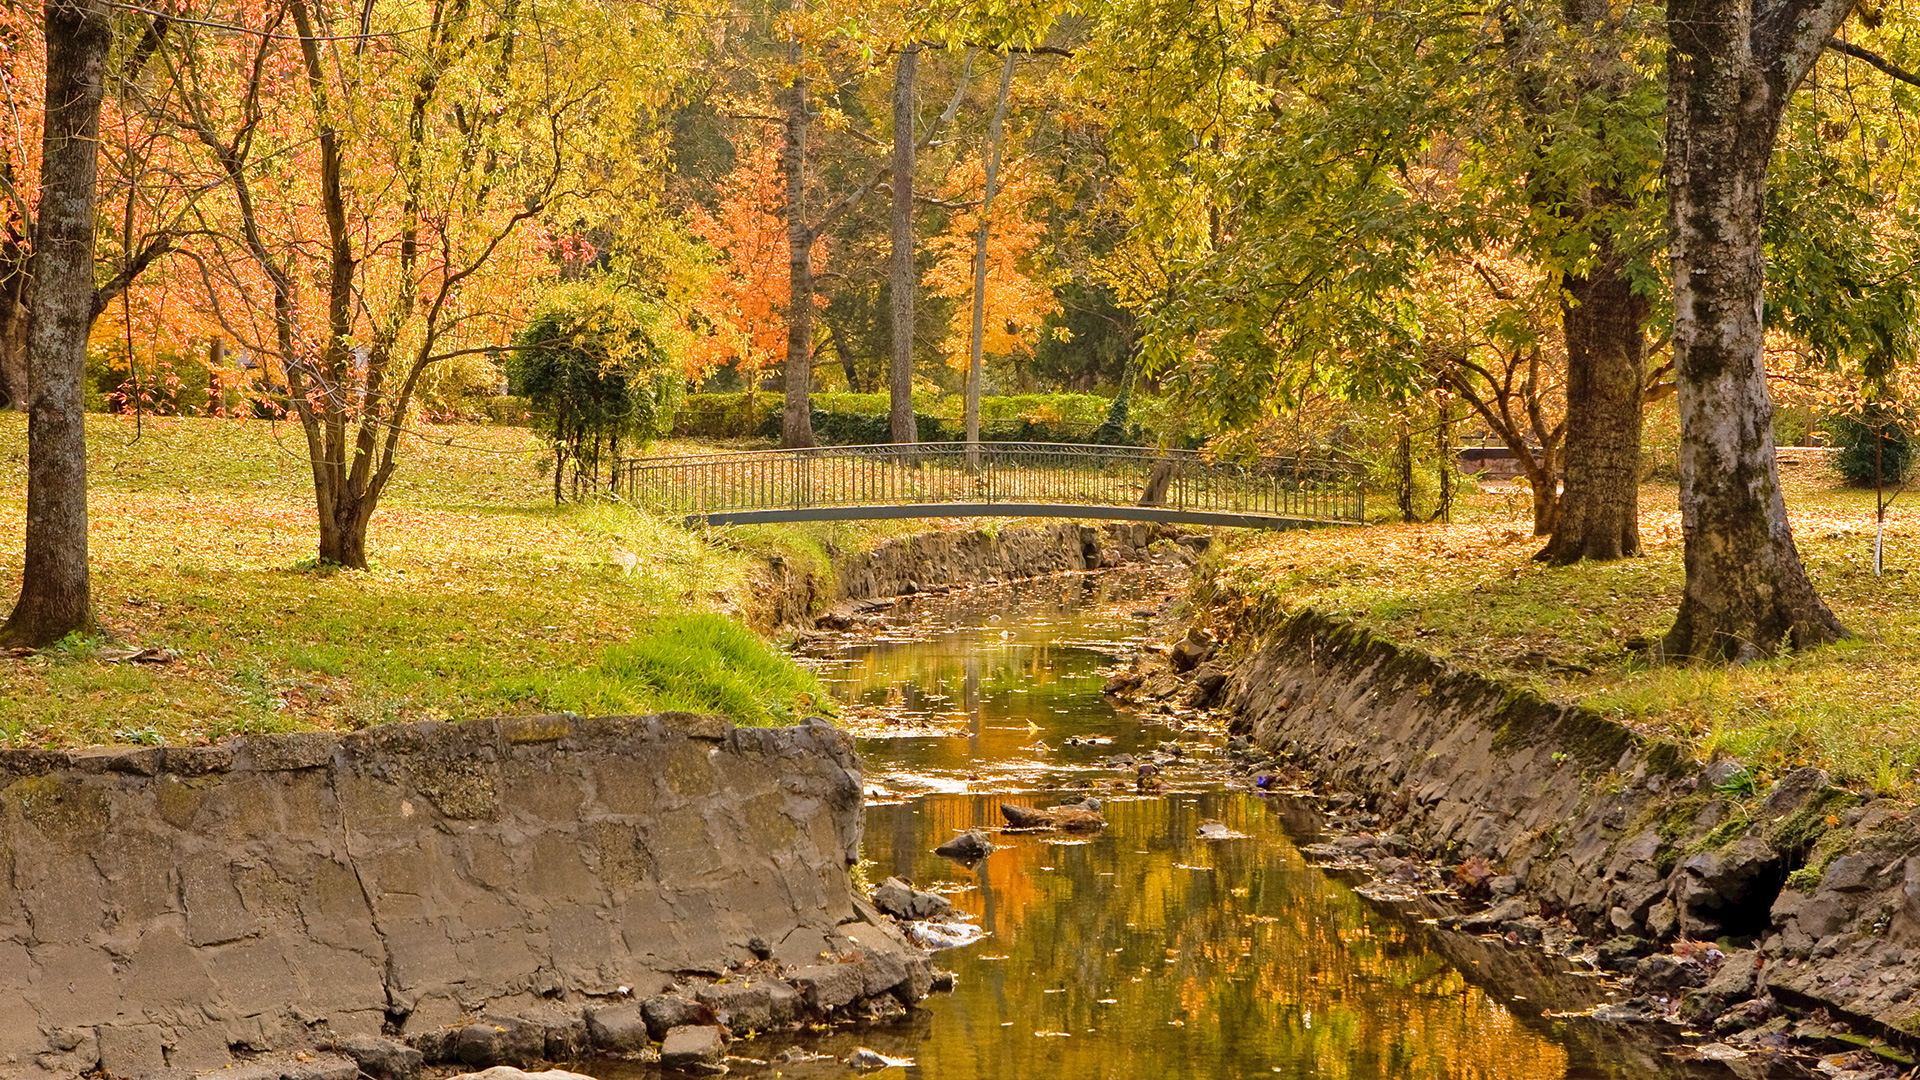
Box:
(1119, 596), (1920, 1072)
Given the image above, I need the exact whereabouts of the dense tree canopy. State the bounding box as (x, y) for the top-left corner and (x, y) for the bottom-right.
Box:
(5, 0), (1920, 657)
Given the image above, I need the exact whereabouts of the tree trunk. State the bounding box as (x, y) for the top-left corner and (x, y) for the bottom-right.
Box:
(1396, 421), (1415, 522)
(1, 0), (109, 648)
(318, 494), (372, 570)
(888, 45), (919, 445)
(1532, 478), (1559, 536)
(0, 226), (28, 410)
(780, 74), (816, 449)
(1659, 0), (1853, 659)
(1536, 261), (1648, 563)
(965, 55), (1015, 470)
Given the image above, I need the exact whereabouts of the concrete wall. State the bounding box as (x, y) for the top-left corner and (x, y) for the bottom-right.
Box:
(0, 713), (925, 1078)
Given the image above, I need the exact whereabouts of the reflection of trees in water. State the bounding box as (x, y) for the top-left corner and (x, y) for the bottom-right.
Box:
(873, 792), (1571, 1080)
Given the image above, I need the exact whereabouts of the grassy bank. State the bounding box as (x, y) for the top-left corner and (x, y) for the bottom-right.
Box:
(0, 415), (946, 748)
(1215, 462), (1920, 795)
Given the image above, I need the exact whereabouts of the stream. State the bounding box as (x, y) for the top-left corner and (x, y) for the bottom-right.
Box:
(572, 567), (1754, 1079)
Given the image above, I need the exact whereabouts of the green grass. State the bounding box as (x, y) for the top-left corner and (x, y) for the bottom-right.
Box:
(538, 612), (829, 723)
(1220, 462), (1920, 796)
(0, 413), (882, 747)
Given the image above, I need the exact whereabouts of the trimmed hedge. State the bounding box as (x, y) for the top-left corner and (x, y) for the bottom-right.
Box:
(672, 391), (1138, 446)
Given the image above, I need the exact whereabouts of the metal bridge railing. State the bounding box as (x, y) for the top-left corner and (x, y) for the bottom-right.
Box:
(625, 443), (1367, 528)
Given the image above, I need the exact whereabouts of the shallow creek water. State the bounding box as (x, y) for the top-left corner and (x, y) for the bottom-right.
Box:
(575, 568), (1746, 1080)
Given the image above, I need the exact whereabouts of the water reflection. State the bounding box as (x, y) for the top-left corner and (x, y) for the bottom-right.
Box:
(808, 570), (1573, 1080)
(864, 792), (1569, 1080)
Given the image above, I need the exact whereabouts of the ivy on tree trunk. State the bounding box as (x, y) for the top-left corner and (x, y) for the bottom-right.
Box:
(1660, 0), (1854, 658)
(1, 0), (110, 648)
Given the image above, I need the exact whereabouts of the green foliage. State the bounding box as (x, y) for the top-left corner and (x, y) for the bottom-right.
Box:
(1765, 83), (1920, 386)
(508, 283), (681, 498)
(1089, 378), (1132, 445)
(1828, 406), (1914, 489)
(539, 613), (828, 726)
(87, 347), (250, 417)
(671, 391), (1133, 444)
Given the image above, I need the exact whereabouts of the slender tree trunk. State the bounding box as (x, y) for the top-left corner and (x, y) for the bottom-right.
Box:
(1660, 0), (1852, 659)
(2, 0), (109, 647)
(0, 229), (28, 410)
(888, 45), (919, 445)
(1537, 260), (1648, 563)
(1396, 420), (1415, 522)
(966, 55), (1015, 470)
(780, 74), (817, 449)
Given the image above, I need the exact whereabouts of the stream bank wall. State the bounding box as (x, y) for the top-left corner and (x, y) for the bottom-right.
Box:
(0, 713), (930, 1079)
(1216, 606), (1920, 1044)
(756, 521), (1200, 627)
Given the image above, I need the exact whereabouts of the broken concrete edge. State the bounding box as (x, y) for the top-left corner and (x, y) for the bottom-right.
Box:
(405, 946), (937, 1072)
(0, 711), (749, 789)
(0, 710), (903, 1079)
(1189, 600), (1920, 1052)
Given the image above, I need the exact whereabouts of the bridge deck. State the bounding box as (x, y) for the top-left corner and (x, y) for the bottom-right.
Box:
(625, 442), (1368, 530)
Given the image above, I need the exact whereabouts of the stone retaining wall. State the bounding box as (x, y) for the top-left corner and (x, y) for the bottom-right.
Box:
(1223, 608), (1920, 1043)
(0, 713), (929, 1078)
(756, 521), (1197, 627)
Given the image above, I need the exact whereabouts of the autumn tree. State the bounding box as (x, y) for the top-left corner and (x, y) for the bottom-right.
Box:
(687, 143), (799, 386)
(923, 156), (1059, 426)
(1416, 253), (1568, 534)
(0, 0), (111, 647)
(144, 0), (691, 569)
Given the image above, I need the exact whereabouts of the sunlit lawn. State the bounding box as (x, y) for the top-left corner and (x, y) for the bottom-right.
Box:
(1218, 460), (1920, 794)
(0, 414), (896, 747)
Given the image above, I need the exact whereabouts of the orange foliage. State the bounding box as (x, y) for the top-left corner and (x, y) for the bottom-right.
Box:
(685, 143), (823, 382)
(922, 159), (1057, 369)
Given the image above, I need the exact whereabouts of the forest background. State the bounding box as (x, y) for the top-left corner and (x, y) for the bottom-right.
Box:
(2, 0), (1920, 772)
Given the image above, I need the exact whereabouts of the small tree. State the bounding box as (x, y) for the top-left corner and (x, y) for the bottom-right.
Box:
(509, 288), (681, 503)
(1830, 405), (1914, 490)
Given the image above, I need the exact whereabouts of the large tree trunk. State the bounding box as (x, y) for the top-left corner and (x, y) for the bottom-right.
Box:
(780, 75), (816, 449)
(888, 45), (919, 445)
(1, 0), (109, 648)
(1536, 260), (1648, 563)
(1660, 0), (1853, 659)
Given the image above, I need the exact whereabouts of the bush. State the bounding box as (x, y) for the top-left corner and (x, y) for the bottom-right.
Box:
(670, 390), (1136, 445)
(508, 284), (681, 499)
(1829, 407), (1914, 488)
(673, 393), (779, 439)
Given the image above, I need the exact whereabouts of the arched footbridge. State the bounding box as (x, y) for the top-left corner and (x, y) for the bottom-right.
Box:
(625, 442), (1368, 530)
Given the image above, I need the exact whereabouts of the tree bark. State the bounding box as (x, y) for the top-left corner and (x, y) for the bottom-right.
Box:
(888, 45), (919, 445)
(780, 74), (817, 449)
(1536, 260), (1648, 563)
(1660, 0), (1853, 659)
(965, 55), (1015, 470)
(1, 0), (110, 647)
(0, 225), (28, 410)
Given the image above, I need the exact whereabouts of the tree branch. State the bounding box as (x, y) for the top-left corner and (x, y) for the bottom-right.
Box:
(1825, 36), (1920, 88)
